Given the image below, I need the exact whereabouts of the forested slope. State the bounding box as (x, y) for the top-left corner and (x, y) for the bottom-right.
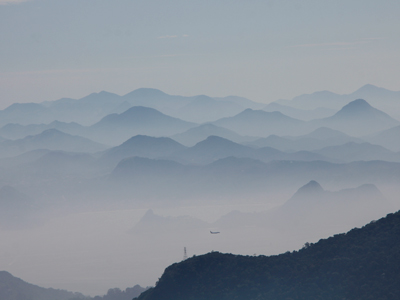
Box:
(136, 211), (400, 300)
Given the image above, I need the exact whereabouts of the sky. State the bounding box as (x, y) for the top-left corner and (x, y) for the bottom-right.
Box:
(1, 0), (400, 109)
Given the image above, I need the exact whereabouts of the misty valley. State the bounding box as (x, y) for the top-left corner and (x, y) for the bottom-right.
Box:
(1, 85), (400, 299)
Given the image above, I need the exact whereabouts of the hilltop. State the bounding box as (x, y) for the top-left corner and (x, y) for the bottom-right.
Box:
(136, 210), (400, 300)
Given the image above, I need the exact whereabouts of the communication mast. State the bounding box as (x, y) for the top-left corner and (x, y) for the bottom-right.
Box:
(183, 247), (188, 260)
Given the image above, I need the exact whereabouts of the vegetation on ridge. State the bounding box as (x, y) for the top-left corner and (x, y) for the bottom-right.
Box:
(136, 211), (400, 300)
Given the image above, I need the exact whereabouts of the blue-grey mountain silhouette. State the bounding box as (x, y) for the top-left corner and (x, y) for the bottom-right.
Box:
(311, 99), (399, 136)
(247, 127), (362, 152)
(314, 142), (400, 163)
(0, 120), (85, 140)
(89, 106), (197, 145)
(0, 129), (107, 158)
(213, 109), (307, 137)
(171, 95), (245, 123)
(0, 271), (85, 300)
(100, 135), (187, 169)
(365, 125), (400, 152)
(171, 124), (254, 146)
(264, 102), (336, 120)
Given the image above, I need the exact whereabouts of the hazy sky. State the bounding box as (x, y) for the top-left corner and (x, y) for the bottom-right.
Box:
(1, 0), (400, 109)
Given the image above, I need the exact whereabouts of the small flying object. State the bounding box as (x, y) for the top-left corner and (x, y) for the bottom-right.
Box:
(210, 231), (220, 234)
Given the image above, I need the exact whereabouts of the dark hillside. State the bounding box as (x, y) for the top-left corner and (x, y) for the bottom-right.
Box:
(136, 211), (400, 300)
(0, 271), (84, 300)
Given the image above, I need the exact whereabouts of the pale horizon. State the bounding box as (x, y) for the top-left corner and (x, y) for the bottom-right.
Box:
(1, 0), (400, 109)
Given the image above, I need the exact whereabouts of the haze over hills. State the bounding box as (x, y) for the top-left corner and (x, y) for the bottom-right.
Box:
(1, 85), (400, 296)
(99, 135), (187, 170)
(279, 181), (392, 227)
(298, 126), (361, 141)
(0, 88), (263, 128)
(0, 185), (41, 229)
(41, 91), (123, 126)
(171, 124), (256, 147)
(0, 88), (397, 148)
(365, 125), (400, 152)
(131, 209), (209, 234)
(276, 84), (400, 114)
(247, 127), (363, 152)
(88, 106), (197, 145)
(170, 136), (254, 165)
(0, 270), (148, 300)
(212, 109), (307, 137)
(213, 95), (265, 110)
(0, 271), (85, 300)
(103, 155), (400, 206)
(3, 84), (396, 129)
(213, 180), (392, 233)
(32, 151), (97, 176)
(263, 102), (336, 120)
(0, 129), (107, 158)
(167, 136), (329, 165)
(0, 121), (85, 140)
(211, 99), (398, 138)
(314, 142), (400, 163)
(0, 103), (50, 127)
(168, 95), (245, 123)
(126, 180), (391, 239)
(310, 99), (400, 136)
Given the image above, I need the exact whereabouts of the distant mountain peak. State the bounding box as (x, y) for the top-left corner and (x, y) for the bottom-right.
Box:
(28, 128), (68, 139)
(355, 183), (381, 194)
(123, 105), (159, 113)
(194, 135), (238, 147)
(98, 90), (113, 95)
(238, 108), (286, 118)
(332, 99), (375, 117)
(304, 127), (350, 139)
(312, 127), (343, 135)
(354, 84), (385, 93)
(124, 88), (169, 98)
(197, 124), (220, 130)
(204, 135), (228, 142)
(122, 134), (162, 144)
(118, 134), (183, 149)
(297, 180), (324, 194)
(143, 209), (155, 218)
(284, 180), (325, 207)
(342, 98), (371, 110)
(193, 95), (215, 101)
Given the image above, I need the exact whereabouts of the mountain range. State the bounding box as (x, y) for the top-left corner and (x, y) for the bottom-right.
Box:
(0, 270), (148, 300)
(0, 271), (84, 300)
(0, 92), (398, 151)
(212, 109), (307, 137)
(131, 180), (392, 238)
(171, 124), (255, 147)
(1, 84), (400, 298)
(0, 129), (106, 158)
(263, 102), (336, 120)
(246, 127), (363, 151)
(365, 125), (400, 152)
(309, 99), (400, 136)
(276, 83), (400, 113)
(99, 135), (187, 169)
(0, 88), (262, 127)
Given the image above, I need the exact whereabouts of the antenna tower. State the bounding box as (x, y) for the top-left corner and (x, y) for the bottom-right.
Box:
(183, 247), (188, 260)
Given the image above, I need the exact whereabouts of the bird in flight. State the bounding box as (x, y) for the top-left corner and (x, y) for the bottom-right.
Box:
(210, 231), (220, 234)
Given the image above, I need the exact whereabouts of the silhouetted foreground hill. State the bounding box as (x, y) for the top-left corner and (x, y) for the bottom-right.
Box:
(0, 271), (84, 300)
(0, 270), (148, 300)
(136, 211), (400, 300)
